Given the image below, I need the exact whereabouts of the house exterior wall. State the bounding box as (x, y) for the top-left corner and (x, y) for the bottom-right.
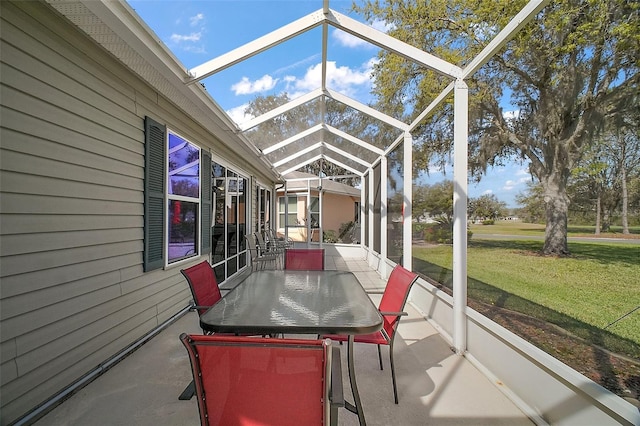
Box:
(0, 2), (271, 424)
(321, 192), (358, 237)
(276, 191), (358, 242)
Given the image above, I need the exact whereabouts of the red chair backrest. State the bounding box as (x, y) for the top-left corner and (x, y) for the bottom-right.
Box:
(181, 261), (221, 316)
(285, 249), (325, 270)
(379, 264), (419, 339)
(181, 334), (328, 426)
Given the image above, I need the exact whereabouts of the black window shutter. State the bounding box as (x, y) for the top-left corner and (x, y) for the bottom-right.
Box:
(144, 116), (166, 271)
(201, 150), (212, 254)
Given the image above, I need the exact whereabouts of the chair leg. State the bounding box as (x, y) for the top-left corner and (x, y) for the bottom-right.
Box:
(389, 345), (399, 404)
(377, 344), (383, 370)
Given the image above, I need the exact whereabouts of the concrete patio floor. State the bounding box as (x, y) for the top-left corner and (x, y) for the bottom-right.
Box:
(35, 257), (533, 426)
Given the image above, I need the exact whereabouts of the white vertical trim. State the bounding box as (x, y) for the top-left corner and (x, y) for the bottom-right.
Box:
(360, 183), (365, 246)
(368, 170), (374, 261)
(403, 132), (413, 271)
(306, 180), (311, 247)
(380, 156), (388, 278)
(453, 79), (469, 355)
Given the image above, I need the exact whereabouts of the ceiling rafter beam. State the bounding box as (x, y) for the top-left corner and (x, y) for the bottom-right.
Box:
(326, 10), (462, 79)
(323, 154), (366, 176)
(239, 89), (323, 131)
(281, 155), (324, 176)
(262, 124), (323, 154)
(324, 124), (385, 156)
(325, 142), (372, 168)
(279, 152), (364, 177)
(186, 9), (325, 82)
(326, 89), (408, 131)
(272, 142), (324, 167)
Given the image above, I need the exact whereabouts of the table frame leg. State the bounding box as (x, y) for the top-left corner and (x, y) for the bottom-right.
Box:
(344, 335), (366, 426)
(178, 380), (195, 400)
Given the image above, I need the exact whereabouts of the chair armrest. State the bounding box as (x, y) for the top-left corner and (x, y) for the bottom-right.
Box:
(329, 346), (344, 408)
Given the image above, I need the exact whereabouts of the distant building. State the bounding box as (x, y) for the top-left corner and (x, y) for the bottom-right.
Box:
(276, 172), (361, 243)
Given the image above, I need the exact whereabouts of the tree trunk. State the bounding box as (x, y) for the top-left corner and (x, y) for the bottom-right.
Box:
(595, 193), (601, 235)
(621, 155), (630, 234)
(541, 172), (570, 256)
(601, 210), (611, 232)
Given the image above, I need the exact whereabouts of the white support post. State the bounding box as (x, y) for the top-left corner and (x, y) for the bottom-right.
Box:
(318, 177), (323, 248)
(368, 170), (375, 265)
(380, 156), (388, 278)
(360, 180), (366, 246)
(284, 181), (289, 242)
(306, 180), (311, 247)
(453, 79), (469, 355)
(403, 132), (413, 271)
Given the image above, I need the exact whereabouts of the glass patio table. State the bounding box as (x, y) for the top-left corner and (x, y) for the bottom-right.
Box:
(199, 269), (383, 426)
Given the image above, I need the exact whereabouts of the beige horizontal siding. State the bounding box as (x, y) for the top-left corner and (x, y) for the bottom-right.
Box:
(0, 214), (141, 235)
(0, 2), (201, 423)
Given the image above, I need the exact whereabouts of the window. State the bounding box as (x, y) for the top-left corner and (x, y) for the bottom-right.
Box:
(278, 196), (298, 226)
(256, 186), (271, 232)
(211, 161), (248, 283)
(167, 131), (200, 264)
(309, 196), (320, 228)
(144, 117), (211, 272)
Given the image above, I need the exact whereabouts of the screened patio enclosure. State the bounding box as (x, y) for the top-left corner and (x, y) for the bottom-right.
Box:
(13, 0), (636, 424)
(181, 0), (550, 354)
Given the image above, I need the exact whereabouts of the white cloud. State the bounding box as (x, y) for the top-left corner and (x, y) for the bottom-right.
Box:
(226, 103), (253, 124)
(503, 109), (520, 120)
(287, 60), (373, 96)
(183, 45), (206, 54)
(503, 180), (518, 191)
(231, 75), (278, 95)
(190, 13), (204, 27)
(482, 189), (494, 195)
(170, 32), (202, 43)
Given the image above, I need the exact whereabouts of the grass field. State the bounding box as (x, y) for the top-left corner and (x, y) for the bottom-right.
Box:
(411, 222), (640, 359)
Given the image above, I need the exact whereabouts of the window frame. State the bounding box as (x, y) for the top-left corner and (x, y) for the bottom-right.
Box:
(165, 128), (202, 266)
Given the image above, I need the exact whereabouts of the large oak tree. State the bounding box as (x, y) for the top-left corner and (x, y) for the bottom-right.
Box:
(355, 0), (639, 255)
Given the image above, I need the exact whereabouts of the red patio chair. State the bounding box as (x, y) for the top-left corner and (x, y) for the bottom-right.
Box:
(180, 334), (344, 426)
(179, 260), (261, 400)
(323, 264), (418, 404)
(284, 248), (325, 270)
(181, 260), (222, 327)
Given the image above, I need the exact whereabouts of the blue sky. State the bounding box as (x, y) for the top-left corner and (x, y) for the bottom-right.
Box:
(127, 0), (529, 208)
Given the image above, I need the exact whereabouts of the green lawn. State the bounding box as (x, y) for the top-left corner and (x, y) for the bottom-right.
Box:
(412, 238), (640, 359)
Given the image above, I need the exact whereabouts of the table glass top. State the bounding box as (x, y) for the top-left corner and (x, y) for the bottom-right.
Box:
(199, 270), (383, 335)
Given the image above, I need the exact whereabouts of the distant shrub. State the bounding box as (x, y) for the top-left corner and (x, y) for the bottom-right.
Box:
(482, 219), (495, 225)
(421, 219), (473, 244)
(323, 230), (338, 243)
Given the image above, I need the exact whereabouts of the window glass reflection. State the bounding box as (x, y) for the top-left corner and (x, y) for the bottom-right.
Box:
(168, 200), (198, 263)
(168, 133), (200, 197)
